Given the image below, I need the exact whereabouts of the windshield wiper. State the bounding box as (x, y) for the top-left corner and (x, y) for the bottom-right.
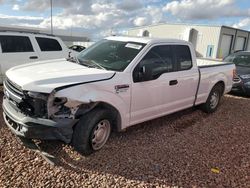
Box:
(88, 60), (106, 70)
(78, 59), (106, 70)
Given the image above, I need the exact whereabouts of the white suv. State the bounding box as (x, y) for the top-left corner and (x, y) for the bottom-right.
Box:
(0, 31), (73, 83)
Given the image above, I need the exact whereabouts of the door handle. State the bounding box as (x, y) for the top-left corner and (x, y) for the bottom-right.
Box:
(169, 80), (178, 86)
(115, 84), (129, 93)
(29, 56), (38, 59)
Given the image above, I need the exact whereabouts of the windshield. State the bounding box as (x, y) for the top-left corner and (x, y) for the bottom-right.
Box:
(224, 53), (250, 67)
(76, 39), (146, 71)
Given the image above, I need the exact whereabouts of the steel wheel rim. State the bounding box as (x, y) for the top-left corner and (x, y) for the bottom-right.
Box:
(91, 119), (111, 150)
(210, 91), (219, 109)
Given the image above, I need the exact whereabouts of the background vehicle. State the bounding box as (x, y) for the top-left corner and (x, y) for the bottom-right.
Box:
(224, 51), (250, 96)
(69, 45), (86, 52)
(3, 36), (235, 155)
(0, 31), (76, 83)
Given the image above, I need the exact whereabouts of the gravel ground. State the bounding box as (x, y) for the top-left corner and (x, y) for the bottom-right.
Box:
(0, 92), (249, 188)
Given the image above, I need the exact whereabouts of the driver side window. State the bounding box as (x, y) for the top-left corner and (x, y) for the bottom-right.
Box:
(133, 45), (174, 82)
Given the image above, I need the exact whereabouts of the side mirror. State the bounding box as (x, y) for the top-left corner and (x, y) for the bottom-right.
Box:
(139, 65), (152, 81)
(68, 51), (72, 58)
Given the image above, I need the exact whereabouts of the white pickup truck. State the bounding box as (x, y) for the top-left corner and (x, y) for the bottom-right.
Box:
(3, 36), (235, 155)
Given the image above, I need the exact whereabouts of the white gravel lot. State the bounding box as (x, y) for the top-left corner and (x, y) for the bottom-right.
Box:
(0, 93), (249, 187)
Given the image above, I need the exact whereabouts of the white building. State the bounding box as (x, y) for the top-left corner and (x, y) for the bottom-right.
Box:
(127, 23), (250, 59)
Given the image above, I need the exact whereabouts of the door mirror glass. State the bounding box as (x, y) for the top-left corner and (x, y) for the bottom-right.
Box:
(68, 51), (72, 58)
(138, 64), (153, 82)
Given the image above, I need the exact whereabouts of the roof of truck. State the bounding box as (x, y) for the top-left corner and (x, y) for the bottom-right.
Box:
(106, 36), (190, 45)
(0, 30), (58, 38)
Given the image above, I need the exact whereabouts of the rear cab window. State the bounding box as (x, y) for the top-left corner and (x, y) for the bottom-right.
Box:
(35, 37), (62, 51)
(0, 35), (34, 53)
(175, 45), (193, 71)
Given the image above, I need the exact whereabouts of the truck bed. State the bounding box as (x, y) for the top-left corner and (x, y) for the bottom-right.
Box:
(197, 58), (233, 68)
(195, 58), (235, 105)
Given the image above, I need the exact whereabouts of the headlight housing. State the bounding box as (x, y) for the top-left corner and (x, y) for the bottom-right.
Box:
(47, 95), (70, 118)
(21, 91), (49, 118)
(53, 97), (67, 106)
(27, 91), (48, 100)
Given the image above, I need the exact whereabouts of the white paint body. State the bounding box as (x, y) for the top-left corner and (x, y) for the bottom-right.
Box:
(0, 32), (77, 83)
(6, 36), (235, 130)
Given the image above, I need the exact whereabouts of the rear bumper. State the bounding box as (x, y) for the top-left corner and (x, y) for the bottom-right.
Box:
(2, 97), (78, 143)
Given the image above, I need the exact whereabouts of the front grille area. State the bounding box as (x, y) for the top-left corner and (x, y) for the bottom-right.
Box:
(4, 78), (48, 118)
(4, 78), (24, 99)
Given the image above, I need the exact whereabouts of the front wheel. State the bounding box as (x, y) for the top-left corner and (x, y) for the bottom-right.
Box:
(201, 84), (223, 113)
(72, 108), (112, 156)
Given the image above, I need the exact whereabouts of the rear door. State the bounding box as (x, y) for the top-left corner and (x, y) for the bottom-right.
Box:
(160, 45), (199, 114)
(35, 36), (68, 60)
(235, 37), (246, 51)
(221, 34), (233, 58)
(0, 34), (39, 79)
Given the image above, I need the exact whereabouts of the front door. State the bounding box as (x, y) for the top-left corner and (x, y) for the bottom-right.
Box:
(130, 44), (198, 126)
(130, 44), (176, 125)
(160, 45), (198, 114)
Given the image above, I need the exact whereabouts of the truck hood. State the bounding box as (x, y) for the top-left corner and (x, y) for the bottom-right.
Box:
(6, 59), (115, 93)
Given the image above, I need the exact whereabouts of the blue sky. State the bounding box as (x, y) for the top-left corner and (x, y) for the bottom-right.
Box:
(0, 0), (249, 40)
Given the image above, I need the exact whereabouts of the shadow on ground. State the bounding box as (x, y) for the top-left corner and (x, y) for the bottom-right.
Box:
(34, 107), (203, 185)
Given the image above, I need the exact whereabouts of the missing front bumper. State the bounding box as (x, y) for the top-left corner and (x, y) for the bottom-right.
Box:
(2, 97), (78, 143)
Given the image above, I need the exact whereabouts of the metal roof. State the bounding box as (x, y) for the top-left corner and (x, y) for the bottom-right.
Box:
(128, 22), (250, 33)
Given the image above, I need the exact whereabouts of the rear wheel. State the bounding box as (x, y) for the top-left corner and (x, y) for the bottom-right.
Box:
(201, 84), (223, 113)
(72, 108), (112, 156)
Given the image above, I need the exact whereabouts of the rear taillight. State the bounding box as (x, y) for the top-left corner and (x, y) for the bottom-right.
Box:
(232, 69), (241, 83)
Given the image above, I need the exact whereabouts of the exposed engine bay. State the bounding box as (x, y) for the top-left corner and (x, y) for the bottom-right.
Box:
(19, 92), (98, 120)
(4, 78), (97, 121)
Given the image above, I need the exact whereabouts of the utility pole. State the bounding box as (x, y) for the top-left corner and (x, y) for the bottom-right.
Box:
(50, 0), (53, 35)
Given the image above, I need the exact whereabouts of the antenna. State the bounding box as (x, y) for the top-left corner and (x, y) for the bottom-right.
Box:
(70, 22), (72, 37)
(50, 0), (53, 35)
(70, 19), (73, 44)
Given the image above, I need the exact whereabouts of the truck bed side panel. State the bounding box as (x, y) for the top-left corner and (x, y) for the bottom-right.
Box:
(195, 64), (234, 105)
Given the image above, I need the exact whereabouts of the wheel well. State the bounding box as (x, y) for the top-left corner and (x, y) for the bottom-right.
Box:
(94, 102), (122, 132)
(73, 102), (122, 132)
(214, 81), (225, 94)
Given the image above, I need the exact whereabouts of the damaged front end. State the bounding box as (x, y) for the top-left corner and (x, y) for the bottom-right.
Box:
(19, 91), (49, 118)
(2, 79), (84, 143)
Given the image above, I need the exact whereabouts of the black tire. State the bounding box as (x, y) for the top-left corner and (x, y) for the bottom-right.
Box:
(201, 84), (223, 113)
(72, 108), (112, 156)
